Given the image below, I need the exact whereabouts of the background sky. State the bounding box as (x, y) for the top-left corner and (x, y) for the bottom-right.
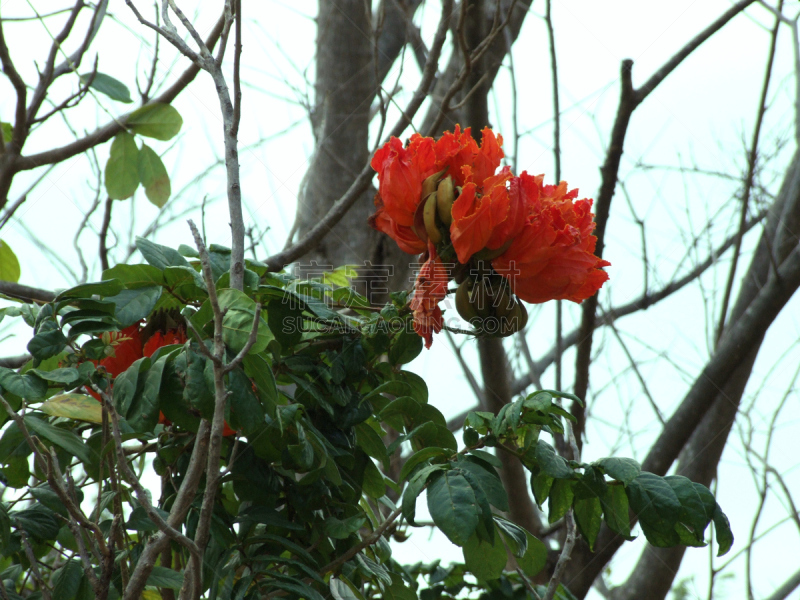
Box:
(1, 1), (799, 598)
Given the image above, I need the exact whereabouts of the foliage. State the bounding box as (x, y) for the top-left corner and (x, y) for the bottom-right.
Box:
(0, 238), (731, 599)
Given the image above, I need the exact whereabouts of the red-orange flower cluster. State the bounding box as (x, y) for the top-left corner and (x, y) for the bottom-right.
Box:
(90, 322), (236, 436)
(370, 126), (610, 347)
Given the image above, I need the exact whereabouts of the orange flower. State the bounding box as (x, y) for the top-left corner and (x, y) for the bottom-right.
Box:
(434, 126), (504, 188)
(370, 134), (436, 226)
(368, 198), (426, 255)
(449, 167), (513, 263)
(410, 243), (449, 348)
(492, 173), (610, 304)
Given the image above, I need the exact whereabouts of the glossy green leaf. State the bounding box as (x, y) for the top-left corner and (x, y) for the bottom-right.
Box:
(11, 504), (61, 540)
(325, 514), (367, 539)
(462, 531), (507, 581)
(136, 237), (191, 269)
(389, 328), (423, 365)
(227, 368), (264, 435)
(28, 328), (67, 360)
(105, 131), (140, 199)
(494, 517), (528, 557)
(712, 503), (734, 556)
(126, 103), (183, 140)
(517, 531), (548, 578)
(23, 415), (96, 465)
(107, 286), (162, 328)
(57, 279), (125, 300)
(113, 357), (147, 419)
(137, 144), (171, 207)
(41, 394), (102, 424)
(574, 497), (602, 551)
(596, 457), (641, 485)
(535, 440), (575, 479)
(0, 368), (47, 399)
(52, 559), (83, 600)
(0, 239), (20, 283)
(0, 121), (11, 143)
(402, 463), (443, 526)
(242, 353), (278, 417)
(459, 455), (509, 511)
(146, 566), (184, 590)
(79, 72), (133, 103)
(548, 478), (574, 524)
(626, 472), (682, 547)
(102, 263), (164, 288)
(399, 447), (451, 482)
(601, 484), (633, 539)
(427, 470), (481, 546)
(362, 457), (386, 499)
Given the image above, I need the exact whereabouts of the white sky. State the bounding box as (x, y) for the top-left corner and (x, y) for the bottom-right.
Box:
(1, 1), (800, 598)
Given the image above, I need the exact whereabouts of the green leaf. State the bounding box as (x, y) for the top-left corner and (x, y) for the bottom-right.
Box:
(665, 476), (716, 545)
(107, 286), (162, 328)
(0, 121), (12, 144)
(389, 328), (423, 365)
(462, 531), (507, 581)
(517, 531), (548, 578)
(105, 131), (140, 199)
(712, 503), (733, 556)
(355, 421), (387, 464)
(459, 455), (509, 511)
(596, 457), (641, 485)
(494, 517), (528, 557)
(0, 239), (20, 283)
(52, 559), (83, 600)
(127, 355), (165, 432)
(41, 394), (102, 424)
(220, 289), (273, 354)
(28, 327), (67, 360)
(1, 456), (30, 488)
(137, 144), (171, 207)
(530, 467), (554, 507)
(227, 368), (264, 435)
(362, 457), (386, 499)
(57, 279), (125, 300)
(102, 263), (164, 288)
(23, 415), (96, 465)
(601, 484), (633, 539)
(136, 237), (190, 269)
(146, 566), (184, 590)
(535, 440), (576, 479)
(29, 367), (81, 386)
(222, 309), (272, 354)
(402, 463), (443, 526)
(80, 72), (133, 103)
(384, 574), (418, 600)
(266, 297), (304, 348)
(548, 478), (574, 524)
(242, 353), (278, 418)
(114, 356), (148, 417)
(126, 103), (182, 140)
(626, 472), (681, 547)
(399, 447), (451, 482)
(11, 504), (61, 540)
(325, 514), (367, 539)
(427, 470), (481, 546)
(574, 497), (602, 551)
(0, 368), (47, 399)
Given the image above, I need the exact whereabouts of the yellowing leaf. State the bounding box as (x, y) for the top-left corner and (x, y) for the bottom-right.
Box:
(138, 144), (171, 208)
(127, 103), (182, 140)
(0, 239), (21, 283)
(41, 393), (102, 424)
(141, 591), (162, 600)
